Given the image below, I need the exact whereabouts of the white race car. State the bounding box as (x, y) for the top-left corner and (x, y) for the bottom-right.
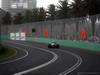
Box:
(48, 42), (60, 48)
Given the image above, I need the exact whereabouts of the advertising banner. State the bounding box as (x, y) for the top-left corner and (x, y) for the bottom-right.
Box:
(10, 33), (15, 40)
(16, 33), (20, 40)
(20, 32), (26, 40)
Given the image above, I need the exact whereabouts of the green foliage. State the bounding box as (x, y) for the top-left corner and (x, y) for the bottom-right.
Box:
(0, 45), (16, 61)
(71, 0), (100, 17)
(1, 12), (12, 25)
(13, 13), (24, 24)
(47, 4), (56, 20)
(70, 0), (85, 17)
(1, 0), (100, 23)
(56, 0), (100, 19)
(83, 0), (100, 15)
(37, 8), (46, 21)
(23, 8), (46, 23)
(57, 0), (70, 19)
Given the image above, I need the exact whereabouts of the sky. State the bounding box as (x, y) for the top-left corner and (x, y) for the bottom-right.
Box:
(37, 0), (59, 8)
(0, 0), (1, 8)
(0, 0), (72, 8)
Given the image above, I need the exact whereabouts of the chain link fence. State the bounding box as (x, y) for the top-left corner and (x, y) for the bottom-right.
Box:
(1, 14), (100, 43)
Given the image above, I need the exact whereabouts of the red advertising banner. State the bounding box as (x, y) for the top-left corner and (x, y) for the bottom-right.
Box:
(44, 29), (49, 37)
(80, 29), (87, 40)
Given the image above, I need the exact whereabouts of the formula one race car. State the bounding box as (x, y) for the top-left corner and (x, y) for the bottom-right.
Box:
(48, 42), (60, 48)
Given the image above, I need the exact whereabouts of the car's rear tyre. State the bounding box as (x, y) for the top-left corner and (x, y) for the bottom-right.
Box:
(56, 45), (60, 48)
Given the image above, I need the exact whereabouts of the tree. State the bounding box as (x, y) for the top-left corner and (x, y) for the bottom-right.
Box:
(71, 0), (85, 17)
(83, 0), (100, 15)
(13, 13), (24, 24)
(37, 7), (46, 21)
(82, 0), (100, 36)
(47, 4), (56, 20)
(23, 8), (46, 23)
(2, 12), (12, 25)
(23, 10), (35, 23)
(57, 0), (70, 19)
(0, 8), (6, 25)
(71, 0), (100, 17)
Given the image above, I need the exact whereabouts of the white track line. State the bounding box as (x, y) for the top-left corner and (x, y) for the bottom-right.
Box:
(2, 41), (58, 75)
(16, 41), (82, 75)
(57, 49), (82, 75)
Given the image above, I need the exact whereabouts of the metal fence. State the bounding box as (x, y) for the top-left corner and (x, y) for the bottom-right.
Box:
(1, 14), (100, 43)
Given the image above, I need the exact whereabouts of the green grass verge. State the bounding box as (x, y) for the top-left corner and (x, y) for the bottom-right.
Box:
(0, 45), (17, 61)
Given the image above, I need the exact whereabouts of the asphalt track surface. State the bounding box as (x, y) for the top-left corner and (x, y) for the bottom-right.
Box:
(0, 40), (100, 75)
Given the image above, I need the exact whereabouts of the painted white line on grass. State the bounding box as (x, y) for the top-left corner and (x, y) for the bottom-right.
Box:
(2, 40), (58, 75)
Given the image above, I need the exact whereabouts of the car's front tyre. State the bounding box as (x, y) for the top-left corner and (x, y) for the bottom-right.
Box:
(48, 44), (52, 48)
